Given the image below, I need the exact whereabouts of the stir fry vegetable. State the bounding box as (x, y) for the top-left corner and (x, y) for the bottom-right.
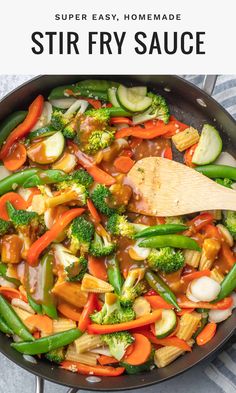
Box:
(0, 79), (234, 377)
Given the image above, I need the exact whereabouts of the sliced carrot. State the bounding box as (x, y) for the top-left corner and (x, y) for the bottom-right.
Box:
(0, 287), (27, 302)
(25, 314), (53, 334)
(61, 361), (125, 376)
(182, 270), (211, 283)
(114, 156), (135, 173)
(123, 333), (151, 366)
(57, 303), (81, 322)
(196, 322), (217, 346)
(87, 199), (101, 223)
(86, 165), (116, 186)
(88, 255), (107, 281)
(3, 143), (27, 171)
(98, 355), (118, 366)
(110, 117), (132, 125)
(115, 124), (170, 139)
(144, 295), (173, 309)
(184, 143), (198, 168)
(0, 192), (28, 220)
(203, 224), (221, 240)
(163, 146), (173, 160)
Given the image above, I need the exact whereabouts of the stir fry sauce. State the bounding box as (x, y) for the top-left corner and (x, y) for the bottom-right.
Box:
(0, 80), (235, 375)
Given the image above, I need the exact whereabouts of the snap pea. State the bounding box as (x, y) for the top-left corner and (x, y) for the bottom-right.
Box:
(48, 80), (119, 101)
(213, 263), (236, 302)
(0, 315), (13, 335)
(145, 270), (181, 311)
(106, 107), (132, 117)
(107, 256), (124, 295)
(0, 263), (21, 286)
(0, 169), (39, 195)
(40, 254), (58, 319)
(134, 224), (189, 239)
(196, 165), (236, 181)
(27, 293), (42, 315)
(0, 111), (27, 147)
(192, 313), (209, 340)
(139, 235), (201, 251)
(23, 169), (68, 188)
(0, 295), (34, 341)
(11, 328), (82, 355)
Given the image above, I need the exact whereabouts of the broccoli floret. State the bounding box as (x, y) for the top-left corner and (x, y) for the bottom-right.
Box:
(53, 244), (87, 281)
(90, 293), (135, 325)
(107, 214), (146, 238)
(120, 268), (147, 307)
(51, 109), (74, 131)
(132, 92), (170, 125)
(147, 247), (184, 274)
(55, 179), (88, 206)
(45, 347), (65, 364)
(165, 216), (186, 225)
(7, 202), (39, 257)
(91, 185), (115, 216)
(90, 232), (116, 257)
(84, 108), (110, 127)
(85, 129), (115, 155)
(102, 332), (134, 361)
(215, 178), (233, 188)
(70, 169), (93, 188)
(68, 216), (94, 255)
(224, 211), (236, 239)
(0, 218), (11, 236)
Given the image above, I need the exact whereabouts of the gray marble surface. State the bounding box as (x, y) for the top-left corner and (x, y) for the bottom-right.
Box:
(0, 75), (232, 393)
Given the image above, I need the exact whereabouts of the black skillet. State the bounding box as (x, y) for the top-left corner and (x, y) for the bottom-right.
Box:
(0, 75), (235, 393)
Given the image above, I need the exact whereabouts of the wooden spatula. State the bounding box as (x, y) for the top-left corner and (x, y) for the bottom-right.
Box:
(127, 157), (236, 216)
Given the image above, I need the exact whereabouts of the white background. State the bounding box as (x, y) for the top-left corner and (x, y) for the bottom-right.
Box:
(0, 0), (235, 74)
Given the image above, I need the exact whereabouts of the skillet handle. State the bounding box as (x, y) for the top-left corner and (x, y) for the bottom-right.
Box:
(35, 376), (78, 393)
(202, 75), (217, 96)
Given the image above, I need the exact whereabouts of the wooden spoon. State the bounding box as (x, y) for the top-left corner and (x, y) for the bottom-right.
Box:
(127, 157), (236, 216)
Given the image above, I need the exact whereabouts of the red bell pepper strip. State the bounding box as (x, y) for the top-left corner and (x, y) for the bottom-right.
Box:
(144, 295), (173, 309)
(87, 198), (101, 223)
(178, 295), (233, 310)
(88, 310), (162, 334)
(110, 117), (133, 125)
(162, 116), (189, 138)
(68, 141), (115, 186)
(0, 287), (27, 302)
(181, 270), (211, 283)
(184, 143), (198, 168)
(0, 95), (44, 159)
(163, 146), (173, 160)
(0, 192), (28, 220)
(203, 224), (221, 240)
(188, 212), (214, 233)
(220, 242), (236, 269)
(78, 293), (100, 332)
(82, 98), (102, 109)
(115, 124), (170, 139)
(60, 361), (125, 376)
(27, 208), (84, 266)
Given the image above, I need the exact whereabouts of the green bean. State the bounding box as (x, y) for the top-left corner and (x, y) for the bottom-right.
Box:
(196, 165), (236, 180)
(0, 169), (39, 195)
(145, 270), (181, 311)
(23, 169), (68, 188)
(134, 224), (189, 239)
(11, 328), (82, 355)
(0, 315), (13, 335)
(0, 263), (21, 286)
(107, 256), (124, 295)
(139, 235), (201, 251)
(0, 111), (27, 147)
(0, 295), (34, 341)
(41, 254), (58, 319)
(213, 263), (236, 302)
(48, 80), (119, 101)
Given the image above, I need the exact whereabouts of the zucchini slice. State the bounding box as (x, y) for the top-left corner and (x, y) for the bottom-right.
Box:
(192, 124), (222, 165)
(108, 87), (120, 107)
(117, 85), (152, 112)
(27, 131), (65, 164)
(154, 309), (177, 338)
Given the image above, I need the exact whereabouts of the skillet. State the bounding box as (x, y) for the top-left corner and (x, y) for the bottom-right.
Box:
(0, 75), (235, 393)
